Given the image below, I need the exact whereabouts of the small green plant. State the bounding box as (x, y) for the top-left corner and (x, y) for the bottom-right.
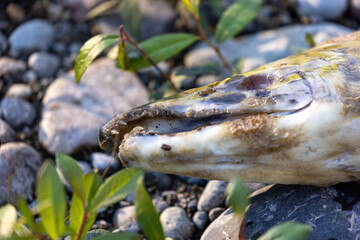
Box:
(75, 0), (262, 92)
(226, 178), (311, 240)
(0, 154), (164, 240)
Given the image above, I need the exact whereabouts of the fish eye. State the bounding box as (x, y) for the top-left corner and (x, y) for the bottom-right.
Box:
(236, 73), (275, 90)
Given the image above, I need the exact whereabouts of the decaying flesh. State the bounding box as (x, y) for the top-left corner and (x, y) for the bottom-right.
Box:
(99, 39), (360, 186)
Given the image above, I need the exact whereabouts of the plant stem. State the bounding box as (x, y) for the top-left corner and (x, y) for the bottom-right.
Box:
(193, 14), (233, 73)
(238, 215), (246, 240)
(119, 26), (178, 92)
(76, 204), (89, 240)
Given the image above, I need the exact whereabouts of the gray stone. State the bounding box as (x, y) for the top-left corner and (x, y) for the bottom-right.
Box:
(296, 0), (348, 21)
(152, 198), (168, 214)
(187, 199), (198, 212)
(91, 152), (119, 173)
(6, 84), (32, 99)
(39, 58), (149, 154)
(0, 142), (41, 205)
(201, 184), (360, 240)
(193, 211), (208, 230)
(351, 0), (360, 21)
(208, 207), (225, 222)
(198, 180), (227, 212)
(246, 182), (268, 193)
(113, 206), (140, 233)
(1, 97), (36, 129)
(185, 23), (353, 73)
(160, 207), (195, 240)
(0, 32), (8, 56)
(196, 75), (221, 87)
(28, 52), (60, 77)
(0, 119), (15, 144)
(9, 19), (54, 52)
(64, 0), (107, 21)
(145, 172), (172, 190)
(0, 57), (26, 76)
(125, 190), (135, 204)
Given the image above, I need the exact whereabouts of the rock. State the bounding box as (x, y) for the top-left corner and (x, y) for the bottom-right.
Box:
(208, 207), (225, 222)
(185, 23), (353, 73)
(180, 176), (208, 186)
(201, 184), (360, 240)
(64, 0), (107, 21)
(0, 32), (8, 56)
(160, 207), (195, 240)
(197, 180), (227, 212)
(6, 3), (25, 23)
(139, 0), (176, 39)
(0, 119), (15, 144)
(24, 70), (37, 83)
(145, 172), (172, 190)
(296, 0), (348, 21)
(196, 75), (221, 87)
(113, 206), (140, 233)
(162, 190), (177, 205)
(153, 198), (169, 214)
(350, 0), (360, 21)
(77, 161), (92, 173)
(28, 52), (60, 77)
(193, 211), (208, 230)
(0, 57), (26, 76)
(9, 19), (55, 52)
(246, 182), (268, 193)
(91, 152), (119, 174)
(1, 97), (36, 129)
(187, 199), (198, 212)
(39, 58), (149, 154)
(6, 84), (32, 99)
(125, 190), (135, 204)
(0, 142), (41, 205)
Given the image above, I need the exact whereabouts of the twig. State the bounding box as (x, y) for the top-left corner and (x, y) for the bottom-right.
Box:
(76, 204), (89, 240)
(193, 14), (233, 73)
(119, 26), (178, 92)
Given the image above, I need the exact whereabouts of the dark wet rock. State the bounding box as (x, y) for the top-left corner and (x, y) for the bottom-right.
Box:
(38, 58), (149, 154)
(0, 119), (15, 144)
(178, 176), (208, 186)
(113, 206), (140, 233)
(1, 97), (36, 129)
(296, 0), (348, 21)
(161, 190), (177, 205)
(187, 199), (198, 213)
(0, 142), (41, 205)
(185, 23), (353, 73)
(197, 180), (227, 212)
(28, 52), (61, 77)
(90, 152), (119, 174)
(153, 198), (169, 214)
(0, 32), (8, 56)
(145, 172), (172, 190)
(201, 184), (360, 240)
(193, 211), (208, 230)
(0, 57), (26, 76)
(209, 207), (226, 222)
(6, 84), (32, 99)
(9, 19), (54, 52)
(351, 0), (360, 21)
(160, 207), (195, 240)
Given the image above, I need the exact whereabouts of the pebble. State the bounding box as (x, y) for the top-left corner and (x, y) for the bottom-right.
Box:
(351, 0), (360, 21)
(28, 52), (61, 77)
(24, 70), (37, 82)
(0, 119), (15, 144)
(64, 0), (106, 21)
(90, 152), (119, 174)
(187, 199), (198, 212)
(125, 190), (135, 204)
(9, 19), (55, 52)
(296, 0), (348, 21)
(6, 3), (25, 23)
(113, 206), (140, 233)
(38, 58), (149, 154)
(197, 180), (227, 212)
(47, 3), (64, 22)
(0, 57), (26, 76)
(0, 32), (8, 56)
(193, 211), (208, 230)
(52, 42), (67, 56)
(145, 172), (172, 190)
(161, 190), (177, 205)
(0, 142), (41, 205)
(152, 198), (169, 214)
(160, 207), (195, 240)
(185, 23), (353, 73)
(1, 97), (36, 129)
(6, 84), (32, 99)
(208, 207), (225, 222)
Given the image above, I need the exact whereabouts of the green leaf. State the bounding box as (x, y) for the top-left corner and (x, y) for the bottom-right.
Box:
(56, 153), (85, 201)
(87, 231), (143, 240)
(17, 197), (36, 232)
(215, 0), (261, 43)
(258, 222), (311, 240)
(119, 0), (141, 41)
(305, 32), (316, 48)
(36, 161), (67, 239)
(226, 178), (250, 216)
(82, 171), (103, 203)
(181, 0), (200, 16)
(0, 204), (17, 237)
(135, 177), (165, 240)
(117, 42), (130, 70)
(75, 34), (120, 83)
(127, 33), (198, 71)
(88, 168), (144, 213)
(69, 193), (96, 240)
